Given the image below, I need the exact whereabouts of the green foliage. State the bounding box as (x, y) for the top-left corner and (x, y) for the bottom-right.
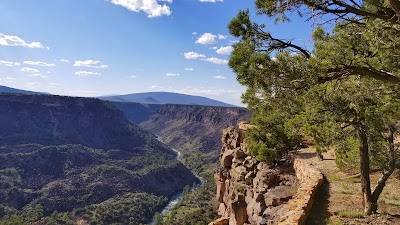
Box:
(77, 193), (167, 225)
(160, 165), (218, 225)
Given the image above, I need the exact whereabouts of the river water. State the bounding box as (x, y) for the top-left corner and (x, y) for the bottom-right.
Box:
(148, 137), (204, 225)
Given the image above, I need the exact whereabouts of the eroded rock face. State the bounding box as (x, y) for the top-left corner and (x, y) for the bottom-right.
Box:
(213, 124), (299, 225)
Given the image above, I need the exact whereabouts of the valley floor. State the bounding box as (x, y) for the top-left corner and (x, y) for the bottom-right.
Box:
(305, 149), (400, 225)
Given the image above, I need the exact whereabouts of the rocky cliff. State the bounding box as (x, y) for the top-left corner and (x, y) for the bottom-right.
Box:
(210, 123), (324, 225)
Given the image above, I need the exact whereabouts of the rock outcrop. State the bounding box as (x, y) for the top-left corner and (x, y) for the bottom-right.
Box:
(210, 123), (324, 225)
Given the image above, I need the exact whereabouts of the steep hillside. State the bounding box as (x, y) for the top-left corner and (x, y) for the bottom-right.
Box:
(140, 105), (250, 154)
(0, 94), (198, 224)
(99, 92), (236, 107)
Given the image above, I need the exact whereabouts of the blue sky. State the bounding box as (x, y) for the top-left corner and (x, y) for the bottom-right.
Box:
(0, 0), (314, 106)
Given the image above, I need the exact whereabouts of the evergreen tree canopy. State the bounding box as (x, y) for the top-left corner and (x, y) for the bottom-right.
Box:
(228, 0), (399, 215)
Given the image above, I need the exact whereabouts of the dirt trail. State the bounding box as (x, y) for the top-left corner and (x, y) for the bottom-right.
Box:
(302, 149), (400, 225)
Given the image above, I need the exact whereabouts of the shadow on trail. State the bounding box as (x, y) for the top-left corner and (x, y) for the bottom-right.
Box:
(306, 176), (332, 225)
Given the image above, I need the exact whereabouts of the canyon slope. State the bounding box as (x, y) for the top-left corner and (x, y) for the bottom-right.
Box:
(111, 102), (251, 165)
(0, 94), (197, 224)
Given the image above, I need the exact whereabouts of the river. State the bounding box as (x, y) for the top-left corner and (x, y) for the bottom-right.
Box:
(148, 137), (204, 225)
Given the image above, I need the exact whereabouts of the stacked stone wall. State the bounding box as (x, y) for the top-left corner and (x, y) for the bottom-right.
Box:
(209, 123), (324, 225)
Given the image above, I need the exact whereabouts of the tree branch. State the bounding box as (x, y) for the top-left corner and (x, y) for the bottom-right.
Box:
(319, 66), (400, 85)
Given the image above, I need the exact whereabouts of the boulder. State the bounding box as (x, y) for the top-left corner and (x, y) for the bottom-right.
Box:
(234, 148), (247, 159)
(208, 217), (229, 225)
(231, 166), (247, 181)
(221, 149), (234, 168)
(230, 193), (248, 225)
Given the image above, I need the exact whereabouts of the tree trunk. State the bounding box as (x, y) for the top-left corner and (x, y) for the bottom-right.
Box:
(357, 124), (374, 215)
(357, 124), (397, 215)
(370, 126), (397, 213)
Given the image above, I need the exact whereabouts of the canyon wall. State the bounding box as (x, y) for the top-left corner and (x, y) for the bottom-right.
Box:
(210, 123), (324, 225)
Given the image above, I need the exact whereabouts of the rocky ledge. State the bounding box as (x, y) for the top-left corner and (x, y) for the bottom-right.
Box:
(209, 123), (324, 225)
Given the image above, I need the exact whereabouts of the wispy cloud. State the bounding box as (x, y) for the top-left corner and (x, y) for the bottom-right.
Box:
(201, 57), (228, 65)
(110, 0), (172, 18)
(218, 34), (227, 39)
(151, 85), (161, 89)
(24, 61), (56, 67)
(199, 0), (223, 2)
(184, 51), (206, 59)
(0, 60), (20, 67)
(213, 75), (226, 79)
(74, 60), (108, 69)
(195, 33), (217, 45)
(21, 67), (40, 73)
(175, 88), (239, 97)
(60, 59), (70, 63)
(0, 77), (15, 83)
(25, 82), (40, 87)
(28, 74), (48, 78)
(166, 72), (180, 77)
(184, 68), (194, 71)
(75, 71), (102, 76)
(216, 46), (233, 55)
(0, 33), (46, 49)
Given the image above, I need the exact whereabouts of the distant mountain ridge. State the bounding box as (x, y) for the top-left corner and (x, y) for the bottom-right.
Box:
(99, 92), (237, 107)
(0, 85), (45, 95)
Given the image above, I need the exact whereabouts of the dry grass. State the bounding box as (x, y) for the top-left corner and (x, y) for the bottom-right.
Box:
(304, 148), (400, 225)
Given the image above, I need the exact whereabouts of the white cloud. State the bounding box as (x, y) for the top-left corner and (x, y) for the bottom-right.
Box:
(0, 60), (20, 67)
(21, 67), (40, 73)
(214, 76), (226, 79)
(184, 68), (194, 71)
(218, 34), (227, 39)
(60, 59), (70, 63)
(49, 83), (61, 86)
(192, 32), (197, 35)
(199, 0), (223, 2)
(160, 0), (172, 2)
(0, 33), (46, 48)
(195, 33), (217, 45)
(129, 75), (137, 78)
(110, 0), (172, 18)
(166, 73), (179, 77)
(23, 61), (56, 67)
(216, 46), (233, 55)
(184, 51), (206, 59)
(75, 71), (102, 76)
(211, 46), (218, 50)
(151, 85), (161, 89)
(201, 57), (228, 65)
(74, 60), (108, 69)
(28, 74), (48, 78)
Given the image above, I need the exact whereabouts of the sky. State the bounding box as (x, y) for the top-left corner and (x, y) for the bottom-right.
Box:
(0, 0), (314, 106)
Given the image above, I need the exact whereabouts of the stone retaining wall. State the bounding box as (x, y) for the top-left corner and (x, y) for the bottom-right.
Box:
(209, 123), (324, 225)
(276, 153), (324, 225)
